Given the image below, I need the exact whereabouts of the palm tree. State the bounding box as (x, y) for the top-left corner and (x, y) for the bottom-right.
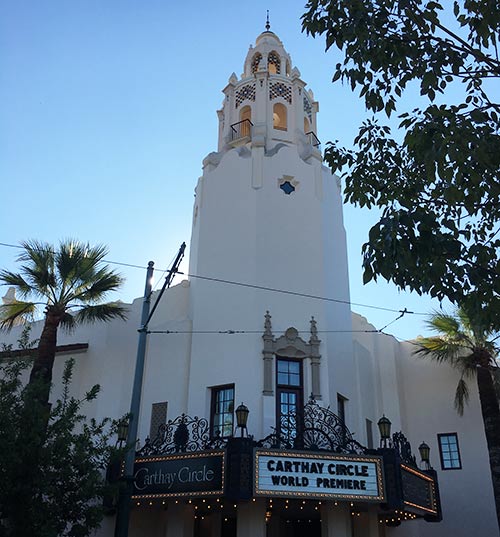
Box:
(414, 308), (500, 530)
(0, 239), (127, 404)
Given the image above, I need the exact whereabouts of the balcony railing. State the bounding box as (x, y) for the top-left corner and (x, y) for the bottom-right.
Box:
(230, 119), (253, 142)
(305, 131), (321, 149)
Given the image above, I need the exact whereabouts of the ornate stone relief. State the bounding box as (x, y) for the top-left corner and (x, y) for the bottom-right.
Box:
(303, 94), (313, 120)
(277, 174), (299, 195)
(269, 82), (292, 103)
(262, 311), (321, 399)
(235, 83), (256, 107)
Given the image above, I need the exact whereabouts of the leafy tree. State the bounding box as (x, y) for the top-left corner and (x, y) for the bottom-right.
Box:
(0, 347), (121, 537)
(0, 239), (127, 407)
(414, 309), (500, 529)
(0, 240), (126, 537)
(302, 0), (500, 327)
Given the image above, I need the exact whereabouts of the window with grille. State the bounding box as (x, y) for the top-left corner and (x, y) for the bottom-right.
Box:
(149, 401), (168, 440)
(276, 358), (303, 442)
(438, 433), (462, 470)
(211, 385), (235, 438)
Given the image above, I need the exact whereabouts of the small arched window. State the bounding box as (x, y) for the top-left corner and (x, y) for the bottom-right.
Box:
(240, 106), (252, 137)
(268, 51), (281, 74)
(304, 117), (311, 133)
(273, 103), (287, 131)
(251, 53), (262, 74)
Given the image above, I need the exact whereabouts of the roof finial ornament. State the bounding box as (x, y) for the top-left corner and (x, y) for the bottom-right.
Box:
(265, 10), (271, 31)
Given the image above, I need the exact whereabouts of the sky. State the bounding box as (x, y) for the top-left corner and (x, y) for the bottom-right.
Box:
(0, 1), (456, 341)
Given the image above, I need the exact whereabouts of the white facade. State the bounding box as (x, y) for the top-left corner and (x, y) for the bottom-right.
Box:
(2, 28), (498, 537)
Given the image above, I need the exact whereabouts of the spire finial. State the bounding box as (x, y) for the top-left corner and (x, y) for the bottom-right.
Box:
(265, 10), (270, 31)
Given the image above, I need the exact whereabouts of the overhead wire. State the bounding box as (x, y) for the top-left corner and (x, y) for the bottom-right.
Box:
(147, 329), (381, 335)
(378, 308), (409, 332)
(0, 240), (427, 319)
(151, 251), (179, 292)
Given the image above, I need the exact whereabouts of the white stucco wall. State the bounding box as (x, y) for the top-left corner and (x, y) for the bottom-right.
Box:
(351, 312), (499, 537)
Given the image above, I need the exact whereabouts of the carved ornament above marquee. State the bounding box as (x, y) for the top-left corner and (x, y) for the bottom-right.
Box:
(262, 311), (321, 399)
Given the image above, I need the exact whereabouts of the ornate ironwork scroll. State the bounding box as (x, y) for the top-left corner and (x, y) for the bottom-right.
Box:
(392, 431), (418, 467)
(136, 413), (227, 457)
(256, 396), (367, 454)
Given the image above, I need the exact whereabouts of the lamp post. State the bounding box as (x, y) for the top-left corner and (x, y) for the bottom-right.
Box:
(235, 403), (249, 437)
(114, 261), (154, 537)
(377, 415), (392, 448)
(114, 244), (186, 537)
(419, 441), (431, 470)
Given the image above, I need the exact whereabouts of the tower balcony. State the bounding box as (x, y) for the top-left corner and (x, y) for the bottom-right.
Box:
(229, 119), (253, 147)
(305, 131), (321, 150)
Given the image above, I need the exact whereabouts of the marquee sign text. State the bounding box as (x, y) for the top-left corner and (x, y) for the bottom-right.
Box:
(132, 451), (224, 498)
(255, 450), (384, 501)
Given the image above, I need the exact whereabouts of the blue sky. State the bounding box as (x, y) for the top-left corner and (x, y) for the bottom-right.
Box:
(0, 1), (456, 340)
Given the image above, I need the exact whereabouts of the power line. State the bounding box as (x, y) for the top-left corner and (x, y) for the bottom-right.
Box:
(0, 240), (427, 316)
(177, 270), (424, 315)
(378, 308), (409, 332)
(147, 329), (383, 335)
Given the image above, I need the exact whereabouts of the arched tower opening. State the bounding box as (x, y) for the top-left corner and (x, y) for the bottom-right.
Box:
(304, 116), (311, 133)
(239, 105), (252, 137)
(273, 103), (288, 131)
(251, 52), (262, 74)
(268, 51), (281, 74)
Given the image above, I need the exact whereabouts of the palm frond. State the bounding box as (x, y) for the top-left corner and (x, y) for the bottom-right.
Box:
(484, 340), (500, 362)
(0, 301), (36, 330)
(425, 311), (461, 337)
(56, 241), (111, 302)
(417, 306), (500, 416)
(0, 270), (34, 298)
(457, 307), (474, 335)
(74, 303), (128, 324)
(72, 270), (125, 303)
(56, 240), (104, 281)
(454, 377), (470, 416)
(60, 311), (76, 333)
(458, 355), (480, 378)
(16, 240), (57, 298)
(414, 336), (463, 364)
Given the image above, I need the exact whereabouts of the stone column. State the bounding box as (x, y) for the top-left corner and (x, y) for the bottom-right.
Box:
(366, 507), (383, 537)
(237, 499), (266, 537)
(164, 502), (194, 537)
(321, 503), (352, 537)
(210, 512), (221, 537)
(351, 507), (383, 537)
(262, 311), (274, 395)
(309, 316), (322, 400)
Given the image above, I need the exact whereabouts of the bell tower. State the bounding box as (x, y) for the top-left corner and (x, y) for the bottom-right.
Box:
(187, 24), (355, 437)
(215, 25), (319, 154)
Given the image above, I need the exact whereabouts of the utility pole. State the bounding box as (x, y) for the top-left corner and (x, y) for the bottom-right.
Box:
(114, 243), (186, 537)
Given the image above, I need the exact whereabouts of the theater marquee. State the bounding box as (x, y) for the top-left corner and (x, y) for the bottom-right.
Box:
(132, 450), (225, 499)
(255, 450), (385, 501)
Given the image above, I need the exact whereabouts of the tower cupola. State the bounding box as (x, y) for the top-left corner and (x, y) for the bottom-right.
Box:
(214, 23), (320, 157)
(243, 31), (291, 78)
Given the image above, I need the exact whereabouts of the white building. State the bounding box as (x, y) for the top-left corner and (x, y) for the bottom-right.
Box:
(3, 26), (498, 537)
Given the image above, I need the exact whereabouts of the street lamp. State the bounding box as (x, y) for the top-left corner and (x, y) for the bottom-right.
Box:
(235, 403), (249, 437)
(117, 420), (129, 448)
(377, 415), (392, 448)
(419, 441), (431, 470)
